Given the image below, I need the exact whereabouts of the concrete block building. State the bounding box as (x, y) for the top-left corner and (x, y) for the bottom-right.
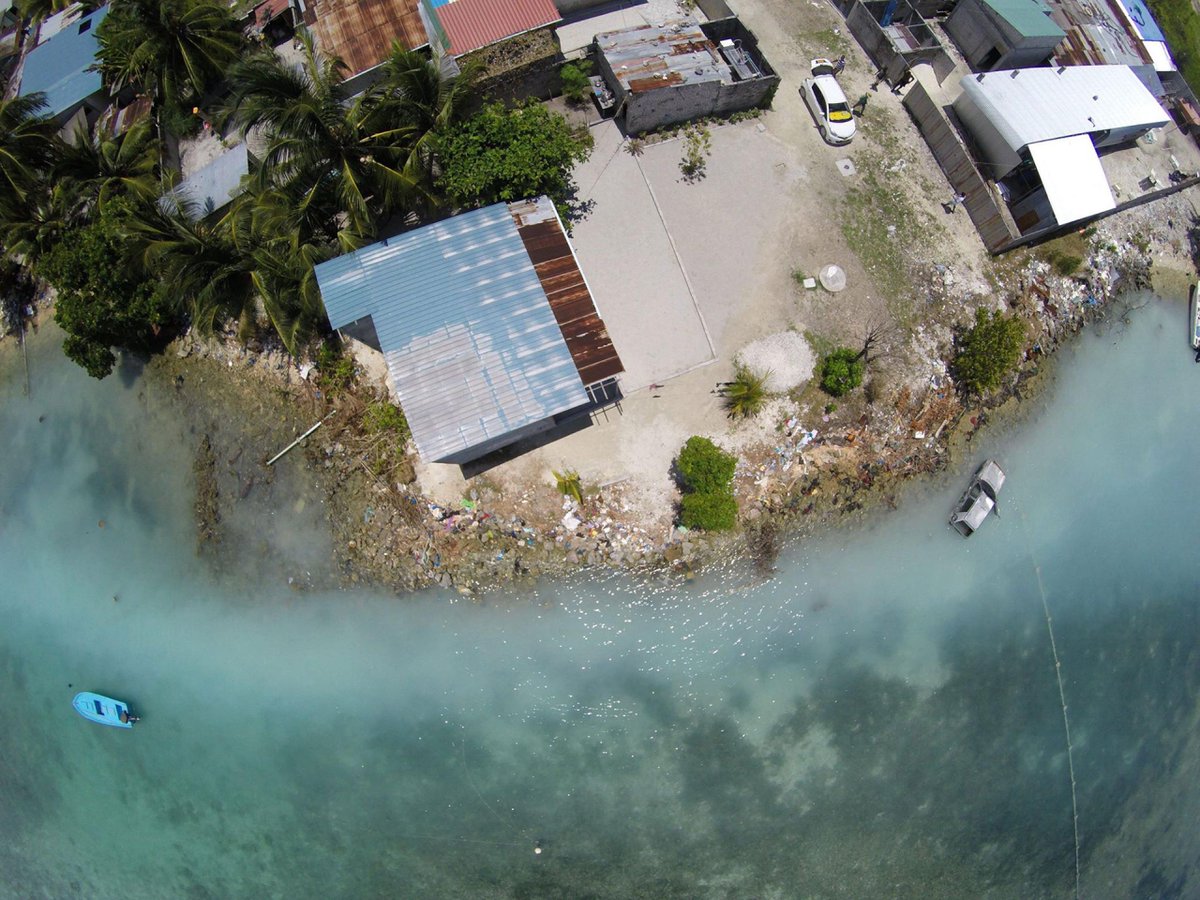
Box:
(944, 0), (1065, 71)
(594, 17), (778, 134)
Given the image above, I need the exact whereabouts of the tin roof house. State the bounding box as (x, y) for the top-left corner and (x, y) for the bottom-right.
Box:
(314, 197), (623, 467)
(17, 4), (108, 125)
(954, 65), (1169, 233)
(594, 17), (778, 134)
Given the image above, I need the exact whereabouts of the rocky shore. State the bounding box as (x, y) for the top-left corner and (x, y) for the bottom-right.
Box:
(5, 194), (1196, 600)
(173, 199), (1198, 597)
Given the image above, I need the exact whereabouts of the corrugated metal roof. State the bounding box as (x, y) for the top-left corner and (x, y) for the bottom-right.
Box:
(1027, 135), (1115, 225)
(509, 198), (624, 385)
(1046, 0), (1148, 67)
(19, 5), (107, 118)
(311, 0), (428, 76)
(315, 201), (589, 463)
(170, 143), (250, 219)
(435, 0), (561, 56)
(959, 65), (1168, 152)
(980, 0), (1064, 39)
(597, 20), (730, 94)
(96, 95), (152, 137)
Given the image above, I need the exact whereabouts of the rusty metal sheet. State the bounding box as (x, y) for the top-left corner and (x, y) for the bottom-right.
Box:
(311, 0), (428, 76)
(515, 208), (624, 387)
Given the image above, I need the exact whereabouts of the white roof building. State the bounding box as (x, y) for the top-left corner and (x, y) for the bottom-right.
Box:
(955, 64), (1170, 227)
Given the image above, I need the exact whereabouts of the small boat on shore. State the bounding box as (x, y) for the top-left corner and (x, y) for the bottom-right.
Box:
(72, 692), (139, 728)
(949, 460), (1005, 537)
(1189, 282), (1200, 354)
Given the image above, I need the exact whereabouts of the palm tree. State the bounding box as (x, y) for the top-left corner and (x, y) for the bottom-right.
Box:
(0, 182), (76, 264)
(376, 44), (476, 193)
(0, 94), (56, 207)
(132, 199), (257, 335)
(96, 0), (244, 112)
(55, 119), (161, 211)
(14, 0), (80, 24)
(222, 31), (428, 241)
(131, 188), (333, 354)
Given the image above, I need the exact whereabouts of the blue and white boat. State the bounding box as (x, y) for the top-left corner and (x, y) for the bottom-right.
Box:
(72, 692), (139, 728)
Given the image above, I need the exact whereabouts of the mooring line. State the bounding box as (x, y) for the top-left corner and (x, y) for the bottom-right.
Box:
(1018, 501), (1082, 899)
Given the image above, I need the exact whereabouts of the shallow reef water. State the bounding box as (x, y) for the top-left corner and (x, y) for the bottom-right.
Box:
(1, 296), (1198, 898)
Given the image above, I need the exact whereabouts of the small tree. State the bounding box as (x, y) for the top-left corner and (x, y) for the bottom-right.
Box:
(559, 61), (593, 105)
(38, 200), (174, 378)
(681, 491), (737, 531)
(724, 365), (770, 419)
(437, 102), (594, 213)
(820, 347), (864, 397)
(679, 124), (711, 182)
(676, 436), (736, 493)
(951, 307), (1027, 394)
(553, 469), (584, 505)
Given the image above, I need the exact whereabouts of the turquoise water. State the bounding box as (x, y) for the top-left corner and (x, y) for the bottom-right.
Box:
(2, 299), (1198, 898)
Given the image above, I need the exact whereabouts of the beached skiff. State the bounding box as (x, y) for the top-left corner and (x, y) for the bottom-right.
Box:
(72, 692), (139, 728)
(1189, 282), (1200, 351)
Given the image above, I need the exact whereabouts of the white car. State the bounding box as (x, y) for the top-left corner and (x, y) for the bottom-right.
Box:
(800, 59), (856, 145)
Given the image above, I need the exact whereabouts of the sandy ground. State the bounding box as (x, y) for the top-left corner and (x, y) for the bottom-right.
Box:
(415, 0), (1002, 524)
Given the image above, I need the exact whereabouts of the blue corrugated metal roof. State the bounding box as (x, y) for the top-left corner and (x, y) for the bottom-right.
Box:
(1118, 0), (1165, 43)
(171, 143), (250, 218)
(315, 201), (588, 463)
(19, 6), (108, 119)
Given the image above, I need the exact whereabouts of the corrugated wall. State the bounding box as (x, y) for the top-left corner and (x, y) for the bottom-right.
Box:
(903, 83), (1019, 253)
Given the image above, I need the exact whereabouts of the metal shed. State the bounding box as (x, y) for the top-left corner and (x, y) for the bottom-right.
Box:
(168, 143), (251, 220)
(954, 65), (1170, 177)
(315, 199), (622, 465)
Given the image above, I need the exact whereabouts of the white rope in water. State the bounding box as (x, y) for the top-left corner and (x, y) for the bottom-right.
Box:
(1018, 503), (1082, 899)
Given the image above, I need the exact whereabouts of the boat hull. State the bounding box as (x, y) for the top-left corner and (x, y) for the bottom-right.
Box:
(1189, 283), (1200, 351)
(72, 692), (136, 728)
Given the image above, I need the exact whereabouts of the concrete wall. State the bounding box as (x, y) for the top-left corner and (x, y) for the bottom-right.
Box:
(554, 0), (614, 15)
(904, 82), (1020, 252)
(840, 0), (956, 86)
(623, 76), (778, 132)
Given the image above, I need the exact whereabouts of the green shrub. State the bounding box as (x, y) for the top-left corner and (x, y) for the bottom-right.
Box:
(1051, 253), (1083, 277)
(820, 347), (864, 397)
(951, 307), (1027, 394)
(553, 469), (583, 505)
(724, 365), (771, 419)
(315, 340), (355, 392)
(680, 491), (738, 531)
(560, 61), (592, 104)
(364, 401), (409, 438)
(679, 124), (711, 181)
(676, 436), (736, 493)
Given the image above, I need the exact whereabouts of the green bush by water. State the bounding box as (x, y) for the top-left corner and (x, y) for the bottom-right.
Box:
(677, 436), (736, 493)
(681, 491), (738, 531)
(952, 307), (1027, 395)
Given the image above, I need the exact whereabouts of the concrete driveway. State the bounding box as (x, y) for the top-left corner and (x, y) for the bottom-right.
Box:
(570, 117), (804, 392)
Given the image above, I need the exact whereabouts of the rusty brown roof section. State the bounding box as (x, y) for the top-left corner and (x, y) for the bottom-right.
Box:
(311, 0), (428, 76)
(512, 214), (624, 386)
(1046, 0), (1149, 67)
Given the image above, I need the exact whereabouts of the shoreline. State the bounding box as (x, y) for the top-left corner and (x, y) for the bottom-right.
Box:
(3, 201), (1196, 601)
(141, 266), (1193, 600)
